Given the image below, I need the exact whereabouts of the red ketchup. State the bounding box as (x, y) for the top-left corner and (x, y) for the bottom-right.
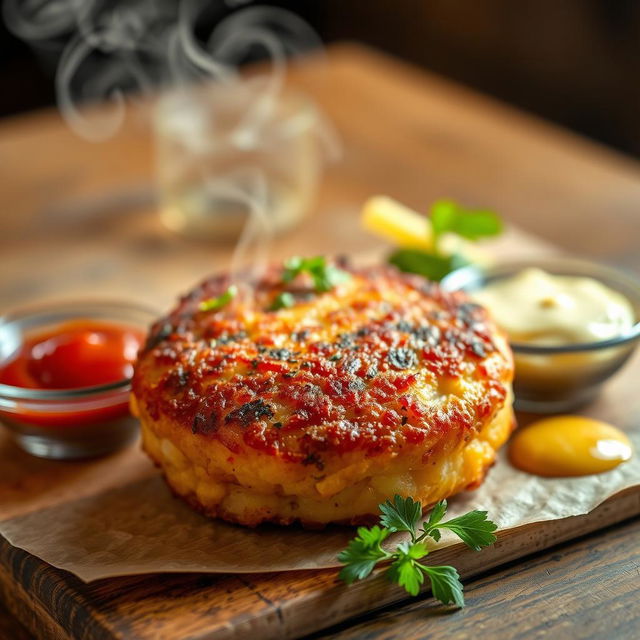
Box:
(0, 321), (144, 428)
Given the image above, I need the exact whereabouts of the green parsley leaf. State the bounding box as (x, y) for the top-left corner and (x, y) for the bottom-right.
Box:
(386, 542), (428, 596)
(356, 525), (391, 548)
(421, 499), (448, 542)
(426, 500), (447, 527)
(420, 501), (497, 550)
(337, 525), (390, 584)
(269, 292), (295, 311)
(379, 495), (423, 537)
(282, 256), (351, 292)
(389, 248), (469, 282)
(198, 285), (237, 312)
(421, 565), (465, 607)
(337, 494), (497, 608)
(282, 256), (309, 282)
(434, 510), (498, 551)
(430, 199), (502, 242)
(387, 558), (424, 596)
(314, 264), (351, 292)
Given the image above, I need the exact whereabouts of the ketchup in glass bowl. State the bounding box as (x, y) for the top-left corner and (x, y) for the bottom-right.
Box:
(0, 301), (156, 459)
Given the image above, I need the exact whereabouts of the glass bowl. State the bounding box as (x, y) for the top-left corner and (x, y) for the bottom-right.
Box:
(0, 301), (157, 460)
(441, 258), (640, 413)
(155, 83), (326, 241)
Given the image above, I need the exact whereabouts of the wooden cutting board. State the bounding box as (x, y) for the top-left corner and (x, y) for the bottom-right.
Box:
(0, 485), (639, 640)
(3, 43), (640, 640)
(1, 270), (640, 640)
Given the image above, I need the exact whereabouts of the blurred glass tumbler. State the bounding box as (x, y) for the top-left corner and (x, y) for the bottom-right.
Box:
(154, 83), (327, 240)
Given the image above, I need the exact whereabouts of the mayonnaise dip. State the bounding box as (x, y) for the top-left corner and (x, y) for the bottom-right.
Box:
(474, 268), (635, 345)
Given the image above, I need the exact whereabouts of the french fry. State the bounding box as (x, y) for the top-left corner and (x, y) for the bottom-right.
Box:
(361, 196), (433, 250)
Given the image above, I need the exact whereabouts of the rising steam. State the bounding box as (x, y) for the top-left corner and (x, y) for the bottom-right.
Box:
(3, 0), (337, 287)
(3, 0), (323, 141)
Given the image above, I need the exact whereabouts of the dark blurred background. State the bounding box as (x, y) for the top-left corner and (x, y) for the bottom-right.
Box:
(2, 0), (640, 158)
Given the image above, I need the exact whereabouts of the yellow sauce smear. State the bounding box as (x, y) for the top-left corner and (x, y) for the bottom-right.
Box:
(509, 416), (633, 477)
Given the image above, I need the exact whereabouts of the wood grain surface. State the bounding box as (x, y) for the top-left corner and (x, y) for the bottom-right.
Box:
(311, 515), (640, 640)
(1, 44), (640, 640)
(1, 487), (639, 640)
(2, 44), (640, 315)
(0, 601), (32, 640)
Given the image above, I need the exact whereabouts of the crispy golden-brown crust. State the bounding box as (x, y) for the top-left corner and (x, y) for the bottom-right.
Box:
(132, 263), (514, 527)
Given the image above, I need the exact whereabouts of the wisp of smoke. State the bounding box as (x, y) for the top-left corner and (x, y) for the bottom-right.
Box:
(3, 0), (339, 289)
(3, 0), (323, 140)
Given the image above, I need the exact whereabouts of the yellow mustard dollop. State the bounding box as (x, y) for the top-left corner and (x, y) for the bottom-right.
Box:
(509, 415), (633, 477)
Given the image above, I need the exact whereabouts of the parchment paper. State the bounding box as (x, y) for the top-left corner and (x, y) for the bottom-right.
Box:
(0, 235), (637, 582)
(1, 395), (638, 582)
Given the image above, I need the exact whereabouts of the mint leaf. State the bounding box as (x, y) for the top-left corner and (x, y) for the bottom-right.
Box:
(436, 510), (498, 551)
(337, 525), (390, 584)
(422, 565), (465, 607)
(389, 249), (469, 282)
(430, 200), (459, 237)
(430, 200), (502, 241)
(386, 199), (502, 281)
(379, 495), (422, 537)
(199, 285), (237, 312)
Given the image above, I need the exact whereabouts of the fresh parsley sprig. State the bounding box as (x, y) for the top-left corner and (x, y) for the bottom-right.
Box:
(283, 256), (351, 292)
(269, 292), (295, 311)
(198, 285), (237, 312)
(389, 199), (502, 282)
(338, 495), (498, 606)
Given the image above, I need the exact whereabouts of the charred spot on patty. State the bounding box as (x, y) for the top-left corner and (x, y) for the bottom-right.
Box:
(225, 399), (275, 427)
(192, 411), (219, 435)
(268, 348), (292, 360)
(301, 452), (325, 470)
(387, 347), (418, 370)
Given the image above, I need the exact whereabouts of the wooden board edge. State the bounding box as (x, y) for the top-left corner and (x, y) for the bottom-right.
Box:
(0, 487), (638, 640)
(0, 539), (113, 640)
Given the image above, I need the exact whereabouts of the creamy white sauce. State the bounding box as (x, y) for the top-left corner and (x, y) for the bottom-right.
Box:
(474, 268), (635, 345)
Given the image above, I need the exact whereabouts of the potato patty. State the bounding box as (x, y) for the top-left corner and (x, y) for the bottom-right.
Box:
(131, 264), (515, 527)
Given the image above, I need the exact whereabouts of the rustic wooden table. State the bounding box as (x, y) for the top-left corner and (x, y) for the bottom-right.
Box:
(1, 44), (639, 639)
